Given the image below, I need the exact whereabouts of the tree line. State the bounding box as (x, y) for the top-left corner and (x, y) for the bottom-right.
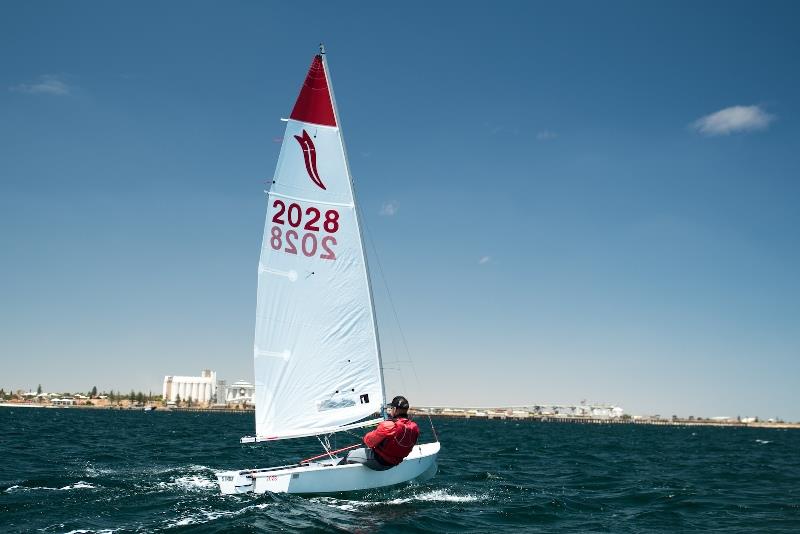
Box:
(0, 386), (162, 404)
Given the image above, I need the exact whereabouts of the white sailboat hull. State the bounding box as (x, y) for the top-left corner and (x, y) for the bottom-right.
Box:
(217, 441), (439, 495)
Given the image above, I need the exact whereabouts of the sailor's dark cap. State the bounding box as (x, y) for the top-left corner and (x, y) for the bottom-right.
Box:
(388, 396), (409, 410)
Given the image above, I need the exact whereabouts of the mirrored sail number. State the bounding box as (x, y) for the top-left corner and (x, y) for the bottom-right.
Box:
(270, 199), (339, 261)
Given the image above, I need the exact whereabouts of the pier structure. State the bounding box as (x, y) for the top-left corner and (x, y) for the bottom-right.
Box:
(414, 403), (625, 420)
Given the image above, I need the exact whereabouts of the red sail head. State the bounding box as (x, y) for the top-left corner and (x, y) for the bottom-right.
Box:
(290, 55), (337, 127)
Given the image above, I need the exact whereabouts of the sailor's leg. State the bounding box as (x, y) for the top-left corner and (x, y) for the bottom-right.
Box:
(345, 448), (369, 465)
(344, 448), (391, 470)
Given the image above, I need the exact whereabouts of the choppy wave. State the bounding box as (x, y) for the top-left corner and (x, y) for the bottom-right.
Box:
(83, 464), (116, 478)
(83, 462), (216, 479)
(413, 489), (484, 502)
(165, 503), (273, 528)
(162, 474), (218, 492)
(2, 408), (799, 533)
(79, 462), (221, 495)
(312, 489), (485, 511)
(5, 481), (97, 493)
(63, 530), (119, 534)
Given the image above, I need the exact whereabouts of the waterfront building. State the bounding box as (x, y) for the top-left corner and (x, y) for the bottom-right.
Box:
(590, 405), (625, 418)
(220, 380), (255, 406)
(162, 369), (217, 405)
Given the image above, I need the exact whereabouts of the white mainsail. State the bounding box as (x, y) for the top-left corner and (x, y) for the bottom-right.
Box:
(252, 53), (384, 441)
(217, 48), (439, 495)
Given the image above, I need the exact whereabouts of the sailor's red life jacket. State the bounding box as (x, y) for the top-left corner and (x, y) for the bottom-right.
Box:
(363, 417), (420, 466)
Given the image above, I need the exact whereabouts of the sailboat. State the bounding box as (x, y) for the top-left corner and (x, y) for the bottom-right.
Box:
(216, 46), (440, 495)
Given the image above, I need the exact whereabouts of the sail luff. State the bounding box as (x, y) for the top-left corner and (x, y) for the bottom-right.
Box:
(319, 48), (388, 411)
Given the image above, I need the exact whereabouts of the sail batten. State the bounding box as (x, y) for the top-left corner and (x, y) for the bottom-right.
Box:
(252, 53), (384, 439)
(267, 190), (354, 208)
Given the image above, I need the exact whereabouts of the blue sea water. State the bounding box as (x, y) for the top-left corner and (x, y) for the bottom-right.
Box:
(1, 408), (799, 532)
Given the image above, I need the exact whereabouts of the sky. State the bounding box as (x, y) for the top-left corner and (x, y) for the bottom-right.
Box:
(1, 1), (798, 420)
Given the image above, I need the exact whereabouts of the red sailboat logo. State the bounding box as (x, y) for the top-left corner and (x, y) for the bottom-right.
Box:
(294, 129), (326, 190)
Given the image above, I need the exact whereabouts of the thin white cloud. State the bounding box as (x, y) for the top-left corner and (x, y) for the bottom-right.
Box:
(536, 130), (558, 141)
(478, 256), (491, 265)
(486, 124), (519, 136)
(691, 105), (774, 136)
(11, 74), (71, 96)
(379, 201), (398, 216)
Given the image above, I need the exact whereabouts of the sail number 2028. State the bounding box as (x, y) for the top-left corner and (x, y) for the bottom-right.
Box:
(270, 200), (338, 261)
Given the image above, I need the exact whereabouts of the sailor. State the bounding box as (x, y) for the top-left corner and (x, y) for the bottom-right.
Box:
(344, 395), (420, 470)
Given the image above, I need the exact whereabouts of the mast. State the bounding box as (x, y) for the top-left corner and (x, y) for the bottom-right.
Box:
(319, 44), (388, 414)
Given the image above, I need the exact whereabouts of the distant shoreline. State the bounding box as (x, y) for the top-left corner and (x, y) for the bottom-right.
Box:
(0, 402), (253, 414)
(2, 402), (797, 429)
(424, 413), (800, 429)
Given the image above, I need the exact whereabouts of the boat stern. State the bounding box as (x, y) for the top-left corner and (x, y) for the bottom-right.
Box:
(216, 470), (254, 495)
